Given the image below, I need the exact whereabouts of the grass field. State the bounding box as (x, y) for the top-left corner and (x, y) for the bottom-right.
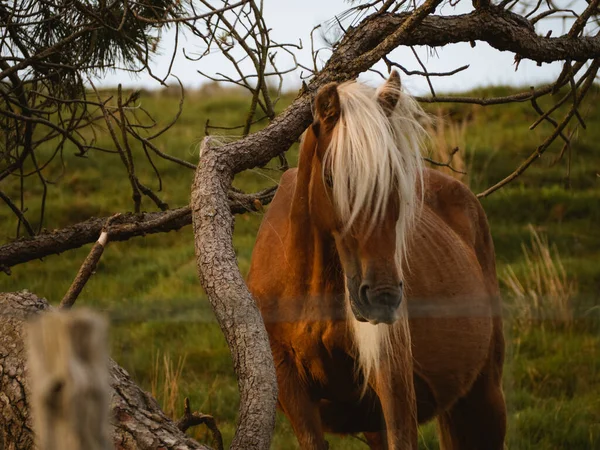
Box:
(1, 83), (599, 449)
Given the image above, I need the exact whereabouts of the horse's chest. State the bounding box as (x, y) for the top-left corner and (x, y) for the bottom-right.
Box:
(287, 323), (360, 400)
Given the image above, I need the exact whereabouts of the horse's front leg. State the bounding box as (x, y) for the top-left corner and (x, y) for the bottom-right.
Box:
(375, 367), (418, 450)
(373, 323), (418, 450)
(277, 362), (329, 450)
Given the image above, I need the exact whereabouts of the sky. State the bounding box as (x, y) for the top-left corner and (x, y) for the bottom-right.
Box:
(97, 1), (576, 96)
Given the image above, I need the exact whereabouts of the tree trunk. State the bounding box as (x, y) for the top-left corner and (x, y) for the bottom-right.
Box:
(0, 291), (210, 450)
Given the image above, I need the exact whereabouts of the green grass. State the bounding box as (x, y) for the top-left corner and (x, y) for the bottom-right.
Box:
(1, 85), (599, 449)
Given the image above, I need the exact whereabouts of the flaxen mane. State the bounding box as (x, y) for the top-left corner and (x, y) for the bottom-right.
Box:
(322, 81), (427, 387)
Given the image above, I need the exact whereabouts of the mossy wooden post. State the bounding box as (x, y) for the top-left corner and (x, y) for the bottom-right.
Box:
(26, 310), (111, 450)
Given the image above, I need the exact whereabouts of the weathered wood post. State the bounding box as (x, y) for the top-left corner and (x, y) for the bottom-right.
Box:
(26, 309), (111, 450)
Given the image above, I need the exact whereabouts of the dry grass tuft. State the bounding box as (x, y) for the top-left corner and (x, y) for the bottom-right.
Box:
(424, 107), (469, 183)
(502, 225), (576, 332)
(151, 350), (187, 419)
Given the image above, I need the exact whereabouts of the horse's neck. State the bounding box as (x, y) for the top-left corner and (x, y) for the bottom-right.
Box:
(286, 165), (344, 298)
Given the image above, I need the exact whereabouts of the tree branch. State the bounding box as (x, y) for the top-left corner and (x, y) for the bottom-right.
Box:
(0, 188), (276, 273)
(59, 213), (123, 309)
(0, 190), (35, 237)
(477, 59), (600, 197)
(176, 398), (224, 450)
(358, 7), (600, 66)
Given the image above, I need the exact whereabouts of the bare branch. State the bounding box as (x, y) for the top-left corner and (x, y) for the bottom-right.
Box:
(59, 214), (123, 310)
(0, 190), (35, 237)
(424, 147), (467, 174)
(0, 187), (276, 273)
(478, 59), (600, 197)
(177, 398), (224, 450)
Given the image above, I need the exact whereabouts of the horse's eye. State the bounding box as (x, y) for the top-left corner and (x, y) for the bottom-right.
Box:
(324, 173), (333, 188)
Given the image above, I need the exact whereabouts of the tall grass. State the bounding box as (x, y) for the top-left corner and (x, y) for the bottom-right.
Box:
(502, 225), (576, 332)
(424, 107), (469, 183)
(151, 351), (187, 419)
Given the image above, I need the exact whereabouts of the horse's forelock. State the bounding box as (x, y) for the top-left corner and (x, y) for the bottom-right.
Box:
(324, 81), (427, 276)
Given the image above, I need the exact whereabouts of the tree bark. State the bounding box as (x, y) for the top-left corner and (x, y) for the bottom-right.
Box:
(0, 291), (211, 450)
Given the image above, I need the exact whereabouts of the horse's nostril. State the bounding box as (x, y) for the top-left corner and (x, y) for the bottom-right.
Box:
(366, 286), (403, 309)
(359, 283), (370, 303)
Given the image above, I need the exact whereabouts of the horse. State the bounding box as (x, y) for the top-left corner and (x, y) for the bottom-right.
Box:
(247, 71), (506, 450)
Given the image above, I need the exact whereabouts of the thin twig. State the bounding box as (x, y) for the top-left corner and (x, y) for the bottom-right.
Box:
(59, 214), (121, 309)
(424, 147), (466, 174)
(0, 189), (35, 236)
(478, 60), (600, 198)
(176, 398), (224, 450)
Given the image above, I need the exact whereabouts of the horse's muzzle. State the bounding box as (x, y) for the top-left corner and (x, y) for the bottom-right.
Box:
(350, 282), (403, 325)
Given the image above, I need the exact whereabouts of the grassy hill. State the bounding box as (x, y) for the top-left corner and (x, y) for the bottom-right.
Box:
(1, 84), (598, 449)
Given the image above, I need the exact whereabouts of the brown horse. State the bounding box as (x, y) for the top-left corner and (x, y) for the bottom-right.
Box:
(247, 72), (506, 450)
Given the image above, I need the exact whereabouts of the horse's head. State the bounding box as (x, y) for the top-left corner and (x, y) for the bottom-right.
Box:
(304, 71), (425, 325)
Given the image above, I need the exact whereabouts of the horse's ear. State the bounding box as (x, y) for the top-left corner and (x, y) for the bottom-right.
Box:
(313, 83), (341, 137)
(377, 70), (402, 117)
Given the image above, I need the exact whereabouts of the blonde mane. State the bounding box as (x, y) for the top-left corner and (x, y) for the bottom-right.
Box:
(323, 81), (426, 275)
(324, 80), (428, 387)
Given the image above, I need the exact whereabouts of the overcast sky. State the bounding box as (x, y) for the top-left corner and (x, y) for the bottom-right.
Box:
(97, 1), (575, 96)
